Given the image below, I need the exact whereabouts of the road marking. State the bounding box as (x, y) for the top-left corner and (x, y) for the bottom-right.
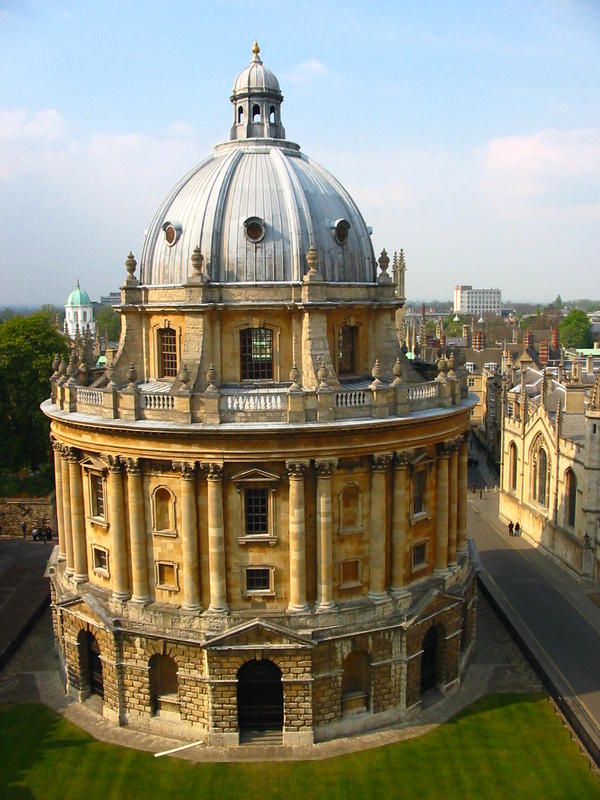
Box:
(468, 498), (600, 639)
(481, 568), (600, 738)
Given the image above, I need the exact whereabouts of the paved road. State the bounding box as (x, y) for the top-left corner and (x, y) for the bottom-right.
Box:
(467, 438), (600, 746)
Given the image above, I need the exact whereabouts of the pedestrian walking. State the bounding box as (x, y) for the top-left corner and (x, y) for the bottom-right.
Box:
(515, 522), (521, 536)
(21, 520), (27, 539)
(508, 521), (514, 536)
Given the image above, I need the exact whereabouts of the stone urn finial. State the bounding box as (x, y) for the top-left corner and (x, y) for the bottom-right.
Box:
(304, 245), (322, 282)
(190, 246), (208, 284)
(392, 356), (402, 385)
(447, 352), (456, 379)
(289, 364), (301, 391)
(317, 361), (328, 389)
(370, 358), (385, 389)
(206, 363), (218, 391)
(127, 362), (138, 387)
(377, 249), (392, 284)
(436, 354), (448, 382)
(66, 348), (79, 384)
(125, 251), (137, 279)
(179, 362), (190, 388)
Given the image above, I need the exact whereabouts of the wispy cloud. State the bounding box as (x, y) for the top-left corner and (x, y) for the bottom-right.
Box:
(283, 58), (328, 85)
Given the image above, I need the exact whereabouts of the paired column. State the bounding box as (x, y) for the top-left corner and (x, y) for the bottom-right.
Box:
(178, 461), (201, 611)
(369, 453), (392, 601)
(60, 447), (74, 575)
(457, 435), (469, 554)
(390, 451), (409, 596)
(107, 456), (130, 600)
(286, 460), (310, 613)
(67, 448), (88, 583)
(315, 458), (337, 611)
(51, 438), (66, 561)
(125, 458), (150, 604)
(207, 464), (228, 613)
(434, 444), (451, 576)
(448, 444), (459, 567)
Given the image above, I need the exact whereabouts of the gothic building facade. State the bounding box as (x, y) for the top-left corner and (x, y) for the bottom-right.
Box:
(44, 44), (477, 746)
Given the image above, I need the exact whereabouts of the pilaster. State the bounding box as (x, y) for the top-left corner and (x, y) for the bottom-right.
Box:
(206, 463), (228, 613)
(176, 461), (202, 611)
(125, 458), (150, 604)
(67, 448), (88, 584)
(369, 453), (393, 601)
(107, 455), (130, 600)
(390, 451), (410, 596)
(286, 460), (310, 613)
(314, 458), (338, 611)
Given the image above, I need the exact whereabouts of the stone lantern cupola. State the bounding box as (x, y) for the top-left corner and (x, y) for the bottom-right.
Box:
(230, 41), (286, 141)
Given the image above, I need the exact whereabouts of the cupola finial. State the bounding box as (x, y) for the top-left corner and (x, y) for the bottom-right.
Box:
(252, 40), (261, 61)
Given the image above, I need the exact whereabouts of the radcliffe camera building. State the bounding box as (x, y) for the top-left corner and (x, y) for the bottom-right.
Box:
(44, 45), (477, 745)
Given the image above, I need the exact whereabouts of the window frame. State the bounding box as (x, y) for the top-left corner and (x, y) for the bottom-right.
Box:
(240, 327), (274, 382)
(337, 482), (364, 535)
(338, 557), (363, 590)
(411, 467), (428, 522)
(155, 560), (179, 592)
(158, 326), (178, 379)
(410, 540), (428, 573)
(233, 468), (280, 546)
(151, 486), (177, 538)
(242, 565), (275, 597)
(91, 544), (109, 577)
(338, 324), (359, 377)
(87, 469), (108, 528)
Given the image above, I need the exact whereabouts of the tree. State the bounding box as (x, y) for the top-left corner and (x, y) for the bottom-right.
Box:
(0, 312), (68, 473)
(95, 305), (121, 342)
(558, 309), (592, 349)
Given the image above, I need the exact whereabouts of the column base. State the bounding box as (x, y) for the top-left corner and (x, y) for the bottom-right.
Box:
(433, 568), (451, 579)
(368, 591), (389, 604)
(131, 595), (151, 605)
(390, 586), (411, 599)
(206, 604), (229, 615)
(181, 602), (202, 612)
(456, 545), (468, 556)
(72, 573), (88, 585)
(316, 601), (336, 613)
(287, 602), (309, 614)
(57, 553), (66, 562)
(112, 590), (131, 602)
(65, 567), (74, 577)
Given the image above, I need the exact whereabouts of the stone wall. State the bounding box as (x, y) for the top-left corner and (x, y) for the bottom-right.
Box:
(0, 496), (56, 537)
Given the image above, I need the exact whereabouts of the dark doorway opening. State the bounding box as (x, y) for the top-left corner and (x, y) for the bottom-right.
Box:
(237, 659), (283, 731)
(420, 627), (437, 695)
(79, 630), (104, 699)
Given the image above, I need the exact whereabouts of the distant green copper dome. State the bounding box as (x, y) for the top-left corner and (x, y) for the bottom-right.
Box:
(66, 280), (91, 307)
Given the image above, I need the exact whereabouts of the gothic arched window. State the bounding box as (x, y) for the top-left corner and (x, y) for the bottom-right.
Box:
(509, 442), (518, 492)
(565, 469), (577, 528)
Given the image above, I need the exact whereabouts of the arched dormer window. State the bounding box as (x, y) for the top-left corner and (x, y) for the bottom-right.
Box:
(269, 105), (275, 124)
(509, 442), (518, 492)
(240, 327), (273, 380)
(153, 487), (175, 534)
(238, 106), (244, 123)
(158, 327), (177, 378)
(252, 104), (261, 122)
(565, 469), (577, 528)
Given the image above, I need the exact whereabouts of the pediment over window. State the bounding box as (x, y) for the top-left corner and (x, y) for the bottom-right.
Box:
(80, 454), (109, 472)
(203, 618), (313, 649)
(231, 467), (281, 486)
(409, 449), (432, 468)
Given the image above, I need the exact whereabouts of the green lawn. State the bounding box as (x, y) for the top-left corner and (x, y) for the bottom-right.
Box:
(1, 694), (598, 800)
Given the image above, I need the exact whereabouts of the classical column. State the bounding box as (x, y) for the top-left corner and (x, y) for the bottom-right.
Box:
(51, 438), (66, 561)
(457, 434), (469, 554)
(434, 444), (450, 576)
(315, 458), (337, 611)
(67, 448), (88, 583)
(125, 458), (150, 604)
(206, 463), (228, 613)
(286, 460), (310, 613)
(60, 447), (74, 575)
(390, 451), (409, 596)
(107, 456), (130, 600)
(177, 461), (201, 611)
(369, 453), (393, 601)
(448, 444), (459, 567)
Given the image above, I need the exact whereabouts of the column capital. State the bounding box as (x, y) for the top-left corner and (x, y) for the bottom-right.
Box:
(314, 458), (338, 477)
(371, 452), (393, 471)
(206, 462), (223, 481)
(125, 457), (142, 475)
(173, 460), (196, 480)
(393, 450), (410, 468)
(107, 454), (123, 473)
(436, 442), (453, 458)
(286, 460), (310, 479)
(50, 435), (62, 453)
(65, 446), (80, 464)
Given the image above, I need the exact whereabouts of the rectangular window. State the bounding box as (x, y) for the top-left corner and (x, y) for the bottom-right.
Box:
(240, 328), (273, 380)
(338, 325), (358, 376)
(245, 567), (271, 593)
(90, 474), (105, 519)
(92, 546), (108, 575)
(411, 542), (427, 569)
(245, 488), (269, 535)
(156, 561), (178, 590)
(413, 470), (426, 516)
(159, 327), (178, 378)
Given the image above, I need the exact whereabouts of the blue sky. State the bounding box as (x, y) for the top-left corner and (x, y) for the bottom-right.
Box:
(1, 0), (599, 304)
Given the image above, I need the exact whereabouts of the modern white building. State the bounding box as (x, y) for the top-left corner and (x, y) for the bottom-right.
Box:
(453, 285), (501, 316)
(64, 280), (95, 338)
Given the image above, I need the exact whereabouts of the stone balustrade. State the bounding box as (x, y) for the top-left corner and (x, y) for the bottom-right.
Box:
(52, 375), (463, 425)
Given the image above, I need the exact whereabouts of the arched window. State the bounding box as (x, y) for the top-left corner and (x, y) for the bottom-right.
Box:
(149, 654), (179, 714)
(338, 325), (358, 376)
(339, 484), (361, 532)
(240, 327), (273, 380)
(537, 448), (548, 506)
(158, 327), (177, 378)
(509, 442), (518, 492)
(269, 105), (275, 124)
(252, 103), (261, 122)
(565, 469), (577, 527)
(153, 487), (174, 533)
(238, 105), (244, 123)
(341, 652), (371, 715)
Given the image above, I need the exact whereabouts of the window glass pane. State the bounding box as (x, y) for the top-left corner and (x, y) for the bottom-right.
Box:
(245, 488), (268, 534)
(240, 328), (273, 380)
(159, 328), (177, 378)
(413, 471), (425, 514)
(338, 326), (357, 376)
(91, 475), (104, 518)
(246, 568), (270, 591)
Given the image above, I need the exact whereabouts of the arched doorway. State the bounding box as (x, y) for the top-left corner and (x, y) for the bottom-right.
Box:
(420, 627), (438, 695)
(237, 659), (283, 731)
(78, 630), (103, 699)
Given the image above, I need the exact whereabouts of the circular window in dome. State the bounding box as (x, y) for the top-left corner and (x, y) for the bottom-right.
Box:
(162, 221), (182, 247)
(334, 219), (351, 245)
(244, 216), (265, 243)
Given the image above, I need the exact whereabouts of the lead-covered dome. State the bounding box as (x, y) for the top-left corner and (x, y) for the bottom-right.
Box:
(139, 44), (376, 286)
